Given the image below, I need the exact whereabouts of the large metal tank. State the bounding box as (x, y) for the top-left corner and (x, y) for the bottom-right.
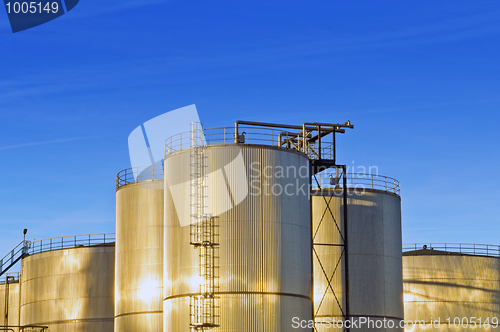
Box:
(115, 167), (164, 332)
(312, 177), (403, 331)
(403, 244), (500, 331)
(20, 242), (115, 331)
(0, 274), (20, 331)
(164, 145), (312, 332)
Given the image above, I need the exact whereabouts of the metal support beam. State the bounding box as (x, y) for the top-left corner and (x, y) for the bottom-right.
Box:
(342, 165), (350, 332)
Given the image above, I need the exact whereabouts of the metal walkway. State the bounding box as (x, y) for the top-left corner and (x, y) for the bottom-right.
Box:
(0, 233), (116, 278)
(0, 241), (27, 278)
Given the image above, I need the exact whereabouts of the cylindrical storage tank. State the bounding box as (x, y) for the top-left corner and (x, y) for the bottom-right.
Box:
(20, 243), (115, 331)
(164, 145), (312, 331)
(312, 184), (403, 331)
(115, 172), (164, 332)
(0, 275), (20, 331)
(403, 245), (500, 331)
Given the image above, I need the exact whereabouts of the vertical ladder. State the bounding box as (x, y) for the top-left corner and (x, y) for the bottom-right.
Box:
(189, 123), (220, 331)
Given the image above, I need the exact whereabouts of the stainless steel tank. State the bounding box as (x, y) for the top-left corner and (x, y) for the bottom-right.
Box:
(20, 243), (115, 331)
(115, 168), (164, 332)
(312, 178), (403, 332)
(0, 274), (20, 331)
(403, 244), (500, 331)
(164, 145), (312, 332)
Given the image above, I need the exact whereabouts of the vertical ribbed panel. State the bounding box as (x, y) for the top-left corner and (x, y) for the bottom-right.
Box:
(20, 246), (115, 332)
(165, 295), (312, 330)
(312, 191), (403, 332)
(404, 254), (500, 331)
(164, 145), (312, 332)
(115, 180), (164, 332)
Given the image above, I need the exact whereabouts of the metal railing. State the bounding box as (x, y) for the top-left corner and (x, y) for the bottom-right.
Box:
(24, 233), (115, 256)
(164, 126), (335, 160)
(0, 272), (20, 285)
(312, 172), (401, 196)
(116, 163), (164, 189)
(0, 326), (48, 332)
(403, 243), (500, 258)
(0, 241), (28, 277)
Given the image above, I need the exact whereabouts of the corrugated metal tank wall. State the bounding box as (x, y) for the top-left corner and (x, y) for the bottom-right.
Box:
(115, 179), (164, 332)
(164, 145), (312, 332)
(20, 245), (115, 331)
(0, 279), (20, 331)
(403, 253), (500, 331)
(312, 189), (403, 332)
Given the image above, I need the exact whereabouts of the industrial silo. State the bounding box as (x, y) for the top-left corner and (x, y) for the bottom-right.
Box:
(0, 273), (20, 331)
(20, 236), (115, 332)
(163, 143), (313, 332)
(312, 174), (403, 331)
(403, 244), (500, 331)
(115, 165), (164, 332)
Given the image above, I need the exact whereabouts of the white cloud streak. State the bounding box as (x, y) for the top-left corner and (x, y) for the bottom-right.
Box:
(0, 136), (95, 151)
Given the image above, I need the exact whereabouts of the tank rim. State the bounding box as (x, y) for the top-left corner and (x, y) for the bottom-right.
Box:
(403, 243), (500, 259)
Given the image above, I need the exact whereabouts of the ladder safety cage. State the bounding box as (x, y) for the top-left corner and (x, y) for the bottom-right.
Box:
(189, 122), (220, 331)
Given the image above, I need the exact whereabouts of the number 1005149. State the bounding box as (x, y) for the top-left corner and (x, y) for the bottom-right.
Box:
(5, 2), (59, 14)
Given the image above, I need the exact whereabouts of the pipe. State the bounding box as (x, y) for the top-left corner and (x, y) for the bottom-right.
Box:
(234, 120), (353, 144)
(4, 276), (14, 327)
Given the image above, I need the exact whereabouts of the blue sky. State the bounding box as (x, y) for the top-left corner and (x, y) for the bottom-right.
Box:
(1, 0), (499, 259)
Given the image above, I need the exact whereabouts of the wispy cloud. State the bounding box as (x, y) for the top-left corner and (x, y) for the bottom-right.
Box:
(1, 8), (499, 102)
(0, 136), (96, 151)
